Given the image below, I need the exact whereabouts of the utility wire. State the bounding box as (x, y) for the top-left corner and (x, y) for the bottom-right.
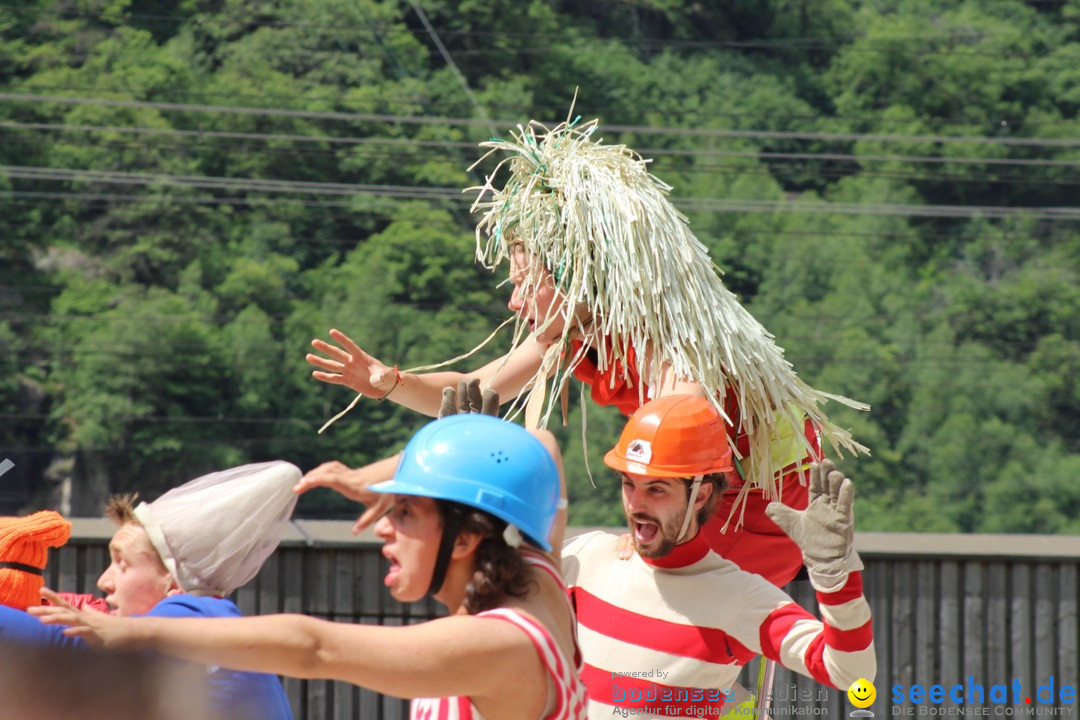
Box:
(1, 1), (1071, 58)
(405, 0), (497, 138)
(19, 81), (1077, 130)
(5, 168), (1080, 220)
(5, 92), (1080, 148)
(7, 120), (1080, 171)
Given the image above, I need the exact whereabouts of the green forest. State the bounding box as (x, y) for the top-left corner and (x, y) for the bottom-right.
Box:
(1, 0), (1079, 533)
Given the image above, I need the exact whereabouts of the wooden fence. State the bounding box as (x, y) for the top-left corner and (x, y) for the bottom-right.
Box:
(45, 521), (1080, 719)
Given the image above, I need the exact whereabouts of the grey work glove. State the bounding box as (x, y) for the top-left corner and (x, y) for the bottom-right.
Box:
(765, 459), (864, 593)
(438, 379), (500, 418)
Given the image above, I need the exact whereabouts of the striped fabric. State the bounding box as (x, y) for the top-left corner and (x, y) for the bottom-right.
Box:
(562, 531), (875, 720)
(410, 553), (588, 720)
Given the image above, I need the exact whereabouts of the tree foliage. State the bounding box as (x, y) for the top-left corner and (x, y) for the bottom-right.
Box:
(2, 0), (1078, 532)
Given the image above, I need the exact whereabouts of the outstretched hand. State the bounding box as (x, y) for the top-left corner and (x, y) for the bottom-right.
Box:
(294, 459), (397, 535)
(30, 589), (127, 649)
(764, 459), (863, 592)
(306, 328), (396, 397)
(294, 381), (500, 536)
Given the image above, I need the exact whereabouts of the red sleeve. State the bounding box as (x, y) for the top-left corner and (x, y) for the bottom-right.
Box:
(52, 593), (110, 613)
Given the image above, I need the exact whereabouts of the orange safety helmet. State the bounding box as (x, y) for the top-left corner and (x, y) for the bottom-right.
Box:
(605, 395), (734, 477)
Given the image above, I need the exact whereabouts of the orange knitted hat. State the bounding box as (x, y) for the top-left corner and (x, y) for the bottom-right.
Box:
(0, 511), (71, 610)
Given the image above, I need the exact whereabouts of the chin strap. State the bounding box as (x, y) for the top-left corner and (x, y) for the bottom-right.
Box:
(677, 474), (704, 543)
(428, 502), (467, 596)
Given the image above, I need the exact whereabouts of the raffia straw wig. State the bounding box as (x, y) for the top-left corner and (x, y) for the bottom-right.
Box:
(466, 113), (869, 500)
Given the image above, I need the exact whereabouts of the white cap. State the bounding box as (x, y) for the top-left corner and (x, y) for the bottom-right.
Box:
(133, 461), (300, 596)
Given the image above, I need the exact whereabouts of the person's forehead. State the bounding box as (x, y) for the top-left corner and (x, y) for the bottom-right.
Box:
(109, 523), (154, 555)
(509, 245), (545, 271)
(395, 494), (436, 511)
(508, 249), (530, 272)
(621, 472), (684, 488)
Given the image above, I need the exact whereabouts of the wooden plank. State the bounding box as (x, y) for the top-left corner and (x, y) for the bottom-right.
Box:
(1010, 563), (1033, 688)
(853, 532), (1080, 560)
(963, 561), (985, 681)
(305, 546), (333, 616)
(334, 549), (359, 619)
(381, 616), (407, 720)
(771, 665), (795, 712)
(56, 542), (80, 593)
(915, 560), (937, 684)
(1058, 564), (1078, 687)
(281, 676), (302, 720)
(44, 546), (62, 589)
(304, 677), (328, 720)
(360, 546), (390, 617)
(81, 545), (106, 593)
(893, 560), (915, 709)
(1033, 563), (1056, 684)
(282, 549), (304, 615)
(331, 675), (356, 720)
(825, 685), (843, 719)
(939, 561), (962, 687)
(385, 694), (411, 720)
(869, 559), (891, 715)
(233, 579), (257, 615)
(357, 684), (381, 720)
(986, 563), (1008, 686)
(258, 550), (281, 615)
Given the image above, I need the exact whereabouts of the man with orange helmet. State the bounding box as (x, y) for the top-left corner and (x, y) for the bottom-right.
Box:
(562, 395), (876, 719)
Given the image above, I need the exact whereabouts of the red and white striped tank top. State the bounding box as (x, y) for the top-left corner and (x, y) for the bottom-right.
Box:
(410, 554), (587, 720)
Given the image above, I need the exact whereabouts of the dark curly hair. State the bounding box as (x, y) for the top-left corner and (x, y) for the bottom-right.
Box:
(689, 472), (730, 527)
(435, 499), (537, 614)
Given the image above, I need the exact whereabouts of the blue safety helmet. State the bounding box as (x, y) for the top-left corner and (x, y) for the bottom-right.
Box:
(370, 414), (560, 551)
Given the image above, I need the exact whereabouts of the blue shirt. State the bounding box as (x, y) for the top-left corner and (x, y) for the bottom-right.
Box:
(0, 596), (293, 720)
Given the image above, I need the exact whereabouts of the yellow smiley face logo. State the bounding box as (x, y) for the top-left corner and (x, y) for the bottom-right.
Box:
(848, 678), (876, 708)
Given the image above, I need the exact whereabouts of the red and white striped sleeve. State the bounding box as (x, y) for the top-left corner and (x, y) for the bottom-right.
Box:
(735, 571), (876, 690)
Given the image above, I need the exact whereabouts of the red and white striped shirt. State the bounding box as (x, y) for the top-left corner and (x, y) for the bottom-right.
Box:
(411, 554), (588, 720)
(562, 530), (875, 719)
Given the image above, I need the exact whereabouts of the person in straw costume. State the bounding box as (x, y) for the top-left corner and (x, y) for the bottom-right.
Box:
(305, 111), (869, 587)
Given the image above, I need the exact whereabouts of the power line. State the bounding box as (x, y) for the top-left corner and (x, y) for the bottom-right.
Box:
(405, 0), (496, 137)
(7, 137), (1080, 191)
(5, 179), (1080, 221)
(8, 120), (1080, 171)
(0, 165), (462, 197)
(6, 92), (1080, 148)
(0, 120), (474, 150)
(19, 81), (1075, 131)
(2, 2), (1071, 60)
(5, 204), (1065, 250)
(0, 190), (410, 209)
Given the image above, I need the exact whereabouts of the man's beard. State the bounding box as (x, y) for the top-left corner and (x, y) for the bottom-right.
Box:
(625, 508), (687, 559)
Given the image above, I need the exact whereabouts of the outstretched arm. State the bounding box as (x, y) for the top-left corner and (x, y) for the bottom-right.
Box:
(33, 591), (545, 707)
(307, 328), (549, 417)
